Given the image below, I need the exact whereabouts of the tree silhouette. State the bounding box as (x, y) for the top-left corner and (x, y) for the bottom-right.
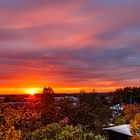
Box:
(43, 86), (54, 94)
(41, 87), (56, 125)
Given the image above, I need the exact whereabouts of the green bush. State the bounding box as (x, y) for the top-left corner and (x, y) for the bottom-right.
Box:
(26, 123), (105, 140)
(113, 116), (126, 125)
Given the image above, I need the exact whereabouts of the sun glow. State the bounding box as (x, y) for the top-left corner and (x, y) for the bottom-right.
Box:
(26, 88), (39, 95)
(30, 90), (35, 95)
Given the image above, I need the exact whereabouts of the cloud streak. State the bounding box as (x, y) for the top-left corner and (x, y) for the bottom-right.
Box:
(0, 0), (140, 93)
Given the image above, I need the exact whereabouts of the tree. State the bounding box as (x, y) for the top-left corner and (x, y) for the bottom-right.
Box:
(41, 87), (57, 125)
(56, 97), (74, 123)
(123, 104), (140, 123)
(112, 116), (126, 125)
(73, 94), (111, 133)
(112, 87), (140, 104)
(26, 123), (105, 140)
(41, 86), (55, 107)
(0, 104), (42, 139)
(130, 113), (140, 140)
(43, 87), (54, 94)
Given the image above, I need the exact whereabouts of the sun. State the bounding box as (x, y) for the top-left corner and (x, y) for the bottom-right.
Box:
(27, 88), (37, 95)
(30, 90), (35, 95)
(24, 88), (41, 95)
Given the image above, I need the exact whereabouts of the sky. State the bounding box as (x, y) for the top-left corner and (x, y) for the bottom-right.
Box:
(0, 0), (140, 94)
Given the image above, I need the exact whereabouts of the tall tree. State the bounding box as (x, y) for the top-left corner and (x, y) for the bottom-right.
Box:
(41, 87), (56, 125)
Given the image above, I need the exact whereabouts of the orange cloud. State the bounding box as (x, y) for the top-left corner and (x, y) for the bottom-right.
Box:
(0, 0), (140, 94)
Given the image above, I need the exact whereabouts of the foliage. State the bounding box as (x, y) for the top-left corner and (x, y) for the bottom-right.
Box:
(130, 113), (140, 140)
(78, 93), (111, 133)
(0, 104), (42, 140)
(0, 87), (113, 139)
(40, 87), (57, 125)
(79, 92), (98, 107)
(0, 102), (105, 140)
(113, 116), (126, 125)
(123, 104), (140, 123)
(52, 94), (111, 134)
(112, 87), (140, 104)
(27, 123), (105, 140)
(56, 97), (75, 123)
(42, 87), (55, 108)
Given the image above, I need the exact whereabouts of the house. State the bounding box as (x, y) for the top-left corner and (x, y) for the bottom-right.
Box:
(55, 96), (79, 105)
(103, 124), (132, 140)
(110, 104), (123, 117)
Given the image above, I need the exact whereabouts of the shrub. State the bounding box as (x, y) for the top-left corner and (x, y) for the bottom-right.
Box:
(130, 113), (140, 140)
(26, 123), (105, 140)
